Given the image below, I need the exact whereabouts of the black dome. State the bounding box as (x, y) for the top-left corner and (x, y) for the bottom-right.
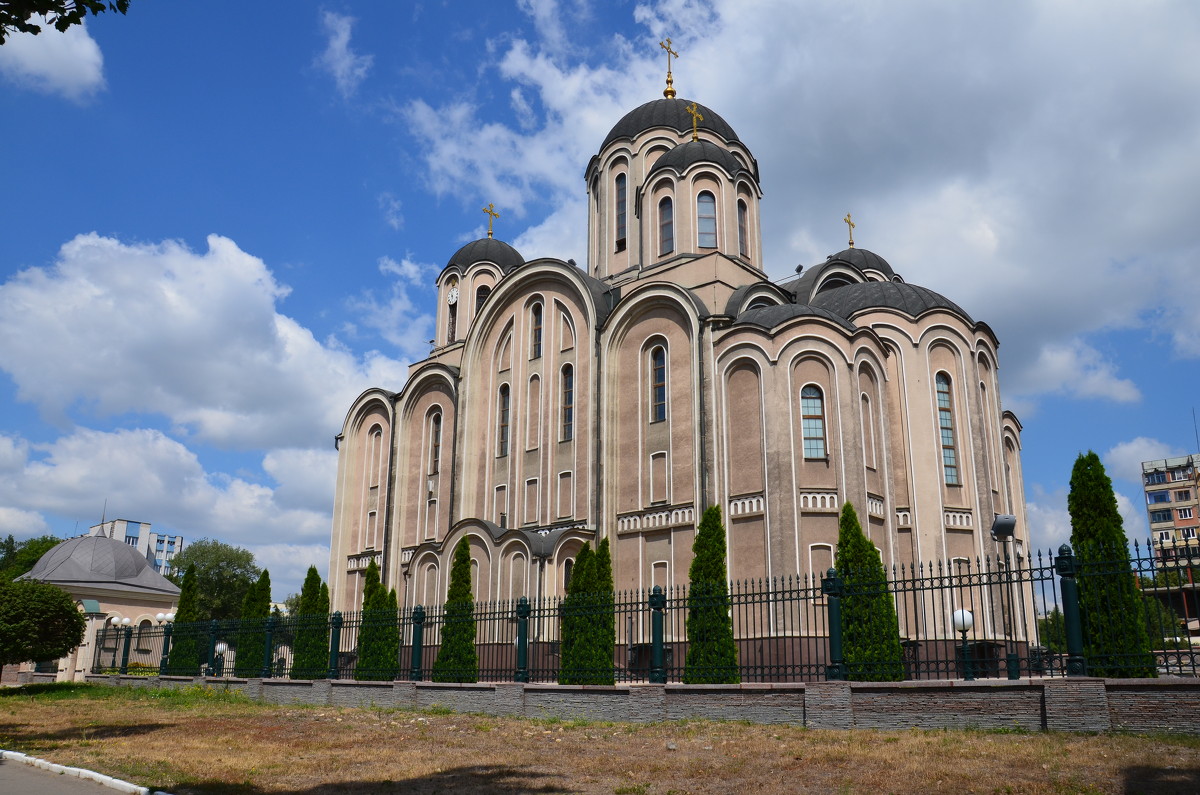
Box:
(601, 98), (742, 150)
(647, 140), (751, 180)
(810, 281), (971, 323)
(826, 248), (895, 278)
(446, 238), (525, 274)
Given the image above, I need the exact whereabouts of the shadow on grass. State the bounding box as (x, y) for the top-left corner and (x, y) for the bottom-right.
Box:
(0, 722), (170, 742)
(1122, 764), (1200, 794)
(169, 765), (570, 794)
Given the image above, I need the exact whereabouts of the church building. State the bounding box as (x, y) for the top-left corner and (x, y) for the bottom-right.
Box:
(327, 66), (1029, 614)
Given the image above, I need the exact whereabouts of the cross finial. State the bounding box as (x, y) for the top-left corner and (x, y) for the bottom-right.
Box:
(483, 203), (500, 238)
(659, 37), (679, 98)
(844, 212), (856, 248)
(686, 101), (703, 142)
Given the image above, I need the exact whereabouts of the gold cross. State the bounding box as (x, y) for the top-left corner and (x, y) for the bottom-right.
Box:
(659, 37), (679, 98)
(686, 101), (703, 142)
(483, 203), (500, 238)
(844, 213), (856, 248)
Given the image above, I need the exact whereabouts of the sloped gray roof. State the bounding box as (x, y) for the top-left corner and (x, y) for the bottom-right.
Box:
(736, 302), (857, 332)
(825, 247), (896, 278)
(20, 535), (180, 596)
(446, 238), (525, 274)
(601, 98), (742, 150)
(647, 140), (752, 181)
(809, 280), (972, 323)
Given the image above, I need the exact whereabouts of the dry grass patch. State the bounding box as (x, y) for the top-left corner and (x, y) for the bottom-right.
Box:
(1, 684), (1199, 793)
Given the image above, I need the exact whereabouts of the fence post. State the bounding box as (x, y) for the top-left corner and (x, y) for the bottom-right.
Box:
(261, 615), (276, 679)
(158, 622), (173, 676)
(515, 597), (530, 683)
(823, 568), (848, 681)
(649, 585), (666, 684)
(327, 612), (342, 680)
(1054, 544), (1088, 676)
(410, 605), (425, 682)
(206, 620), (219, 676)
(119, 625), (133, 675)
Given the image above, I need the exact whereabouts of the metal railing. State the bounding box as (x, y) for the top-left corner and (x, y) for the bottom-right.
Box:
(91, 542), (1200, 682)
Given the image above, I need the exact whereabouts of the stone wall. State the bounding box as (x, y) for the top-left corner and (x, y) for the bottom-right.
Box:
(76, 674), (1200, 735)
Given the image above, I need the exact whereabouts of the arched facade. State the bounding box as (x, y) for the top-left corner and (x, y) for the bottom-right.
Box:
(328, 89), (1028, 614)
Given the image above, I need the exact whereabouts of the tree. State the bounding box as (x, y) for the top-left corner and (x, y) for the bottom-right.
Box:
(0, 1), (130, 44)
(0, 579), (86, 666)
(0, 534), (61, 582)
(234, 569), (271, 677)
(1038, 607), (1066, 654)
(1068, 451), (1156, 677)
(683, 506), (739, 684)
(290, 566), (330, 679)
(432, 538), (477, 683)
(167, 539), (260, 621)
(355, 559), (399, 681)
(835, 502), (904, 681)
(558, 542), (594, 685)
(166, 564), (205, 675)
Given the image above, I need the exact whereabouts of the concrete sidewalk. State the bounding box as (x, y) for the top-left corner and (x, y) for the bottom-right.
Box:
(0, 752), (168, 794)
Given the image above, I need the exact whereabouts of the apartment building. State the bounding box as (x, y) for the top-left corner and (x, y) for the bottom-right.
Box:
(87, 519), (185, 576)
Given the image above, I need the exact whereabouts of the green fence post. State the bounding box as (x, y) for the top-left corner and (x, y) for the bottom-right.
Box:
(261, 615), (276, 679)
(409, 605), (425, 681)
(327, 612), (342, 680)
(158, 622), (173, 676)
(823, 568), (848, 681)
(119, 625), (133, 675)
(1054, 544), (1088, 676)
(649, 585), (666, 684)
(206, 620), (219, 676)
(515, 597), (530, 683)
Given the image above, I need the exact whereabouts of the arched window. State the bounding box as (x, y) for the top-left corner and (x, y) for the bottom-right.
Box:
(615, 173), (627, 252)
(428, 412), (442, 474)
(563, 558), (574, 592)
(658, 197), (674, 256)
(697, 191), (717, 248)
(801, 385), (826, 459)
(497, 384), (511, 457)
(737, 199), (749, 257)
(561, 364), (574, 441)
(475, 285), (491, 313)
(650, 346), (667, 423)
(937, 373), (960, 485)
(530, 303), (543, 359)
(447, 303), (457, 343)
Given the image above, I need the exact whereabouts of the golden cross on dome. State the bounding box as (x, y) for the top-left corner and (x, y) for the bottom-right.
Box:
(659, 37), (679, 98)
(483, 203), (500, 238)
(686, 101), (703, 142)
(844, 212), (856, 248)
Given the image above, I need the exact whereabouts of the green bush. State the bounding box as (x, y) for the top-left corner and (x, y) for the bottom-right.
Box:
(835, 502), (904, 681)
(166, 565), (205, 676)
(355, 559), (399, 681)
(432, 538), (478, 683)
(290, 567), (330, 680)
(558, 540), (615, 685)
(683, 506), (739, 684)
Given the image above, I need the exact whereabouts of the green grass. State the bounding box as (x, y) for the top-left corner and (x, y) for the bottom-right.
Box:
(0, 682), (256, 708)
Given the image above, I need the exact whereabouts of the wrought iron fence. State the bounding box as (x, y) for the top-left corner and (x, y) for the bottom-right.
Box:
(91, 542), (1200, 683)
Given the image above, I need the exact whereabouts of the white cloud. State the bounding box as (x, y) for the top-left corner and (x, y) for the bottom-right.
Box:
(377, 193), (404, 231)
(315, 11), (373, 99)
(1104, 437), (1186, 486)
(1010, 340), (1141, 404)
(261, 448), (338, 515)
(0, 233), (412, 450)
(246, 542), (331, 602)
(1024, 484), (1071, 552)
(0, 506), (52, 537)
(344, 256), (437, 353)
(0, 19), (105, 101)
(1114, 490), (1148, 542)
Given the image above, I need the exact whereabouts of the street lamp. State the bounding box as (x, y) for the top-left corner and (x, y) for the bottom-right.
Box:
(953, 609), (975, 681)
(214, 641), (229, 677)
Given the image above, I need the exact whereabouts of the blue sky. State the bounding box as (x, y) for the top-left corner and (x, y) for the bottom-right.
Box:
(2, 1), (1199, 600)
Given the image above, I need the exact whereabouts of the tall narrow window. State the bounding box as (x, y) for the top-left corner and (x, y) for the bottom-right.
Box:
(801, 385), (826, 459)
(475, 285), (491, 313)
(937, 373), (960, 485)
(530, 303), (543, 359)
(447, 303), (457, 343)
(497, 384), (510, 457)
(615, 173), (627, 251)
(659, 197), (674, 256)
(697, 191), (717, 248)
(429, 412), (442, 474)
(737, 199), (749, 257)
(861, 394), (876, 469)
(561, 364), (574, 441)
(650, 346), (667, 422)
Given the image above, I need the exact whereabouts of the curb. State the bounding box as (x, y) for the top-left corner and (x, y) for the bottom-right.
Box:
(1, 749), (173, 794)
